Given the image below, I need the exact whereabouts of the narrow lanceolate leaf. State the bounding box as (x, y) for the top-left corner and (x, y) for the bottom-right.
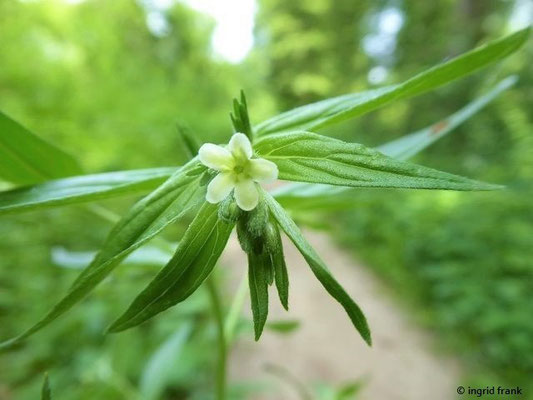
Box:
(377, 76), (518, 160)
(256, 131), (501, 191)
(0, 160), (205, 350)
(271, 223), (289, 310)
(0, 167), (176, 215)
(248, 251), (271, 340)
(255, 28), (530, 135)
(0, 111), (82, 184)
(272, 77), (515, 205)
(109, 202), (234, 332)
(263, 191), (371, 345)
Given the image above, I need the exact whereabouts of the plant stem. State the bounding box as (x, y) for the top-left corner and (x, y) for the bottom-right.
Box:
(206, 276), (227, 400)
(224, 270), (248, 343)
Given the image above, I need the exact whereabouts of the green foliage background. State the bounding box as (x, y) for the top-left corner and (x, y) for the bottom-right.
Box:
(255, 0), (532, 392)
(0, 0), (531, 398)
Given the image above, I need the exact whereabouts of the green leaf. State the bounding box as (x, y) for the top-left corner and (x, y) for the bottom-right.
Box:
(0, 167), (176, 215)
(377, 76), (518, 160)
(272, 77), (515, 206)
(335, 381), (363, 400)
(248, 251), (271, 340)
(140, 323), (192, 400)
(266, 320), (300, 334)
(270, 222), (289, 310)
(0, 110), (82, 184)
(255, 28), (530, 135)
(0, 160), (204, 349)
(256, 131), (500, 191)
(262, 191), (371, 345)
(51, 243), (175, 270)
(109, 202), (234, 332)
(41, 373), (52, 400)
(231, 90), (253, 139)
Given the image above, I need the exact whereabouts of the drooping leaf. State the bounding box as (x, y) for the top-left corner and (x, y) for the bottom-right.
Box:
(0, 160), (205, 349)
(0, 110), (82, 184)
(109, 202), (234, 332)
(255, 28), (529, 135)
(41, 373), (51, 400)
(248, 250), (270, 340)
(0, 168), (176, 215)
(140, 323), (192, 400)
(270, 222), (289, 310)
(256, 131), (500, 191)
(263, 191), (371, 345)
(272, 77), (515, 205)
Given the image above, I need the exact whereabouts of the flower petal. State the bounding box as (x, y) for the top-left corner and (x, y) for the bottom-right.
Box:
(206, 172), (235, 204)
(234, 180), (259, 211)
(199, 144), (234, 171)
(228, 133), (252, 160)
(249, 158), (279, 183)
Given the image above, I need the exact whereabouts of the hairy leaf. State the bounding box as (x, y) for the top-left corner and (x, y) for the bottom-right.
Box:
(109, 202), (234, 332)
(0, 160), (204, 349)
(272, 77), (515, 205)
(0, 111), (82, 184)
(263, 191), (371, 345)
(255, 28), (529, 135)
(0, 168), (176, 215)
(248, 251), (271, 340)
(256, 131), (500, 191)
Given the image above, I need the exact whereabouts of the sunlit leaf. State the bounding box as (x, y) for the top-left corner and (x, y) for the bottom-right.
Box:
(255, 28), (529, 135)
(109, 202), (234, 332)
(0, 168), (176, 215)
(0, 111), (82, 184)
(0, 160), (205, 349)
(272, 77), (515, 206)
(256, 131), (500, 191)
(263, 191), (371, 345)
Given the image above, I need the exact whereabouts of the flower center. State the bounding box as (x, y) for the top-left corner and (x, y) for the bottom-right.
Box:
(233, 165), (245, 174)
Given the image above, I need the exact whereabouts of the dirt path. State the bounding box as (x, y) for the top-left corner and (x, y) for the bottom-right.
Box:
(221, 230), (461, 400)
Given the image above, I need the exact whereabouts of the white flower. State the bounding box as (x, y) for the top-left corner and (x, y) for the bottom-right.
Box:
(198, 133), (278, 211)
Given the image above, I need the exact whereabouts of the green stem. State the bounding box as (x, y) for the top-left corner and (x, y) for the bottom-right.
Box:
(206, 276), (227, 400)
(224, 270), (248, 343)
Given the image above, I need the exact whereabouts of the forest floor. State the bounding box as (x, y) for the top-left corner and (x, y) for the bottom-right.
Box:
(221, 230), (462, 400)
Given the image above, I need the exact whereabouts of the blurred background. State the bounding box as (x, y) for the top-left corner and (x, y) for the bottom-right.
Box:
(0, 0), (532, 399)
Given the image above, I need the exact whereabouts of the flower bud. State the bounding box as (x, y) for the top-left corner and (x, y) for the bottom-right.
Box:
(218, 194), (241, 223)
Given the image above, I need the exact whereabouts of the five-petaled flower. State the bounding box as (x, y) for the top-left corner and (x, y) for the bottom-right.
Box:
(199, 133), (278, 211)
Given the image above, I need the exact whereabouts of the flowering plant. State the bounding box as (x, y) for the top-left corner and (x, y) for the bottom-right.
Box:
(0, 26), (529, 399)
